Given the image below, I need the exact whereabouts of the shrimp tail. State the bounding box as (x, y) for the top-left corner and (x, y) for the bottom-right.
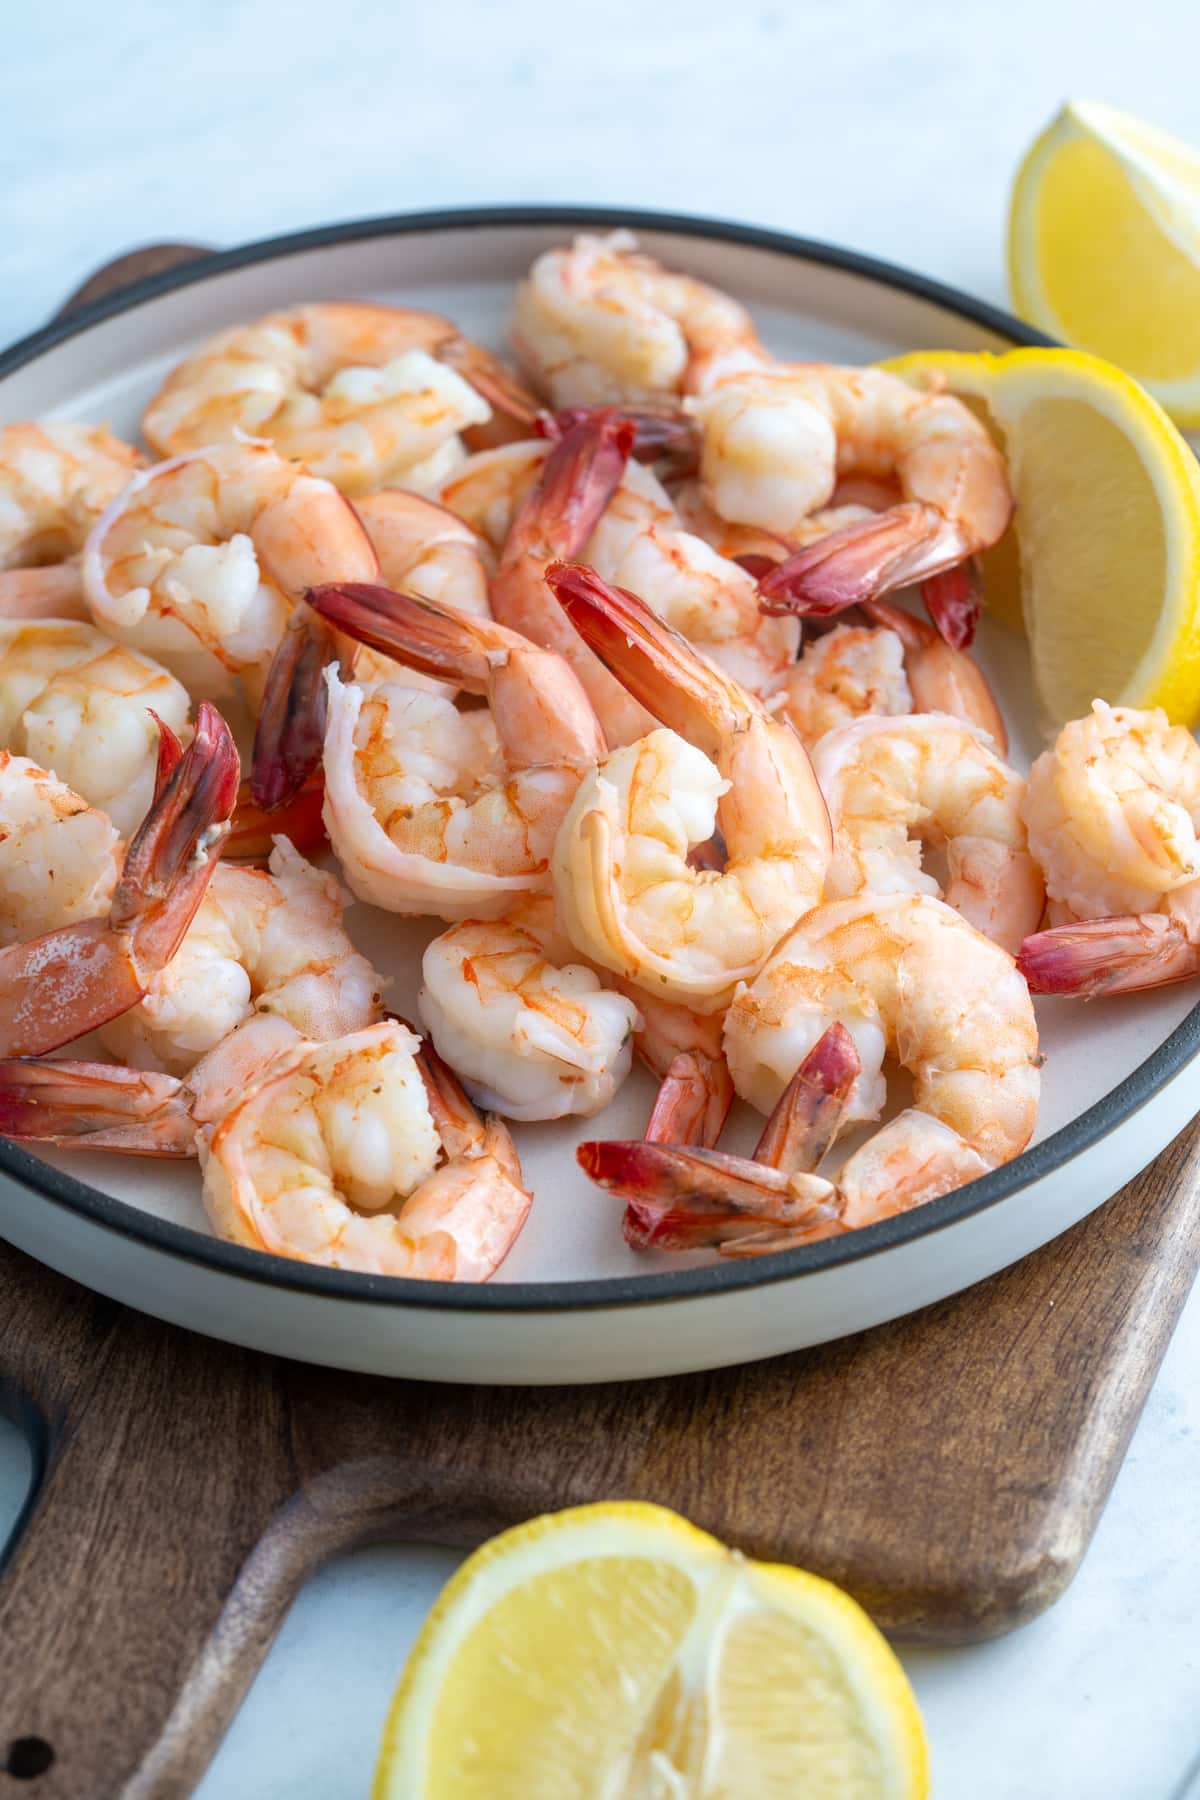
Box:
(757, 503), (957, 615)
(643, 1049), (733, 1150)
(251, 610), (342, 812)
(437, 336), (543, 432)
(0, 703), (239, 1057)
(1018, 913), (1200, 996)
(587, 1023), (857, 1254)
(112, 701), (240, 970)
(0, 1059), (197, 1156)
(578, 1135), (834, 1250)
(306, 581), (496, 690)
(147, 708), (185, 798)
(753, 1020), (861, 1173)
(523, 409), (637, 556)
(546, 559), (745, 749)
(920, 557), (982, 650)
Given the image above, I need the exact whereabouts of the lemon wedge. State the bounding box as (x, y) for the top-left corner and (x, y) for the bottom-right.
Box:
(1008, 100), (1200, 425)
(884, 347), (1200, 725)
(373, 1501), (928, 1799)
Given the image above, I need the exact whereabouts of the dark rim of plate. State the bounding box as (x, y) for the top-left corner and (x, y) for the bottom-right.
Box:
(1, 202), (1195, 1315)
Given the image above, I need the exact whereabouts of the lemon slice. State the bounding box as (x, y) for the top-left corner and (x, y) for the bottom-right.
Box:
(374, 1501), (928, 1799)
(1008, 100), (1200, 425)
(884, 347), (1200, 725)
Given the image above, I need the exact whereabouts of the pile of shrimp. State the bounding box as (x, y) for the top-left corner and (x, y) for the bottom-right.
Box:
(0, 231), (1174, 1281)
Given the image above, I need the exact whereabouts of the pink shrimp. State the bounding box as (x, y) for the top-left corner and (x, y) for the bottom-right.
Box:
(0, 703), (239, 1057)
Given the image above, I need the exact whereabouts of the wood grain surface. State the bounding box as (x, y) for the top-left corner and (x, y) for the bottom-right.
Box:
(0, 243), (1196, 1797)
(1, 1119), (1198, 1797)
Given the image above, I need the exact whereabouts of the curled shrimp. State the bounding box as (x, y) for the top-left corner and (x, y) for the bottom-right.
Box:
(580, 1022), (859, 1255)
(0, 619), (192, 835)
(81, 441), (378, 704)
(0, 752), (120, 944)
(582, 455), (799, 697)
(0, 702), (239, 1057)
(417, 894), (641, 1121)
(202, 1021), (532, 1277)
(773, 622), (913, 748)
(723, 892), (1040, 1220)
(810, 711), (1043, 953)
(546, 563), (832, 1012)
(141, 303), (539, 495)
(1018, 702), (1200, 995)
(99, 836), (383, 1118)
(307, 580), (604, 921)
(0, 422), (143, 618)
(511, 231), (762, 407)
(0, 834), (386, 1153)
(487, 415), (795, 737)
(739, 365), (1011, 612)
(246, 493), (496, 839)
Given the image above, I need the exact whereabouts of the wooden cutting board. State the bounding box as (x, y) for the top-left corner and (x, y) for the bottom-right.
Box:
(0, 245), (1197, 1798)
(0, 1122), (1198, 1799)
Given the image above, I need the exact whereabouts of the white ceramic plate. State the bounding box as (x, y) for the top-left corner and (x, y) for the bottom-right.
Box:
(1, 206), (1197, 1384)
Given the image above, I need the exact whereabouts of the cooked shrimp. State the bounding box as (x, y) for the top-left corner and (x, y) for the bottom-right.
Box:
(485, 414), (796, 735)
(0, 752), (120, 944)
(0, 703), (239, 1056)
(0, 619), (192, 835)
(774, 622), (912, 748)
(81, 441), (378, 704)
(0, 832), (384, 1151)
(860, 597), (1008, 751)
(490, 411), (655, 747)
(99, 837), (383, 1115)
(811, 712), (1043, 953)
(546, 563), (832, 1012)
(511, 231), (763, 406)
(583, 455), (799, 696)
(738, 366), (1011, 609)
(242, 483), (496, 803)
(0, 422), (142, 614)
(723, 892), (1040, 1220)
(580, 1022), (859, 1254)
(1018, 702), (1200, 995)
(202, 1020), (532, 1278)
(417, 894), (641, 1121)
(308, 581), (604, 920)
(141, 303), (540, 495)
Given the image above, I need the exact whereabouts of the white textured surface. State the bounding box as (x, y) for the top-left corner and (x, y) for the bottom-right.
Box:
(2, 0), (1200, 1793)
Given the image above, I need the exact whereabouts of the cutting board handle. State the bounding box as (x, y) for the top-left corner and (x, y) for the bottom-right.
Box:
(53, 242), (215, 317)
(0, 1264), (325, 1798)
